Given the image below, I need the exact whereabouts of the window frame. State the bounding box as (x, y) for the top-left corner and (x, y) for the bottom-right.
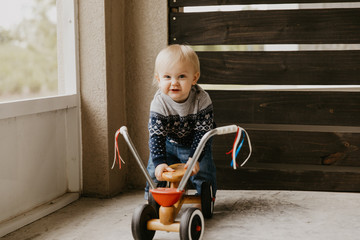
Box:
(0, 0), (79, 120)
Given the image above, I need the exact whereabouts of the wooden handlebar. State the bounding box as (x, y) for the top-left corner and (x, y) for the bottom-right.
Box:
(161, 163), (186, 183)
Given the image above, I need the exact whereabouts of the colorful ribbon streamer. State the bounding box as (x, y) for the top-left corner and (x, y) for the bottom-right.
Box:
(226, 127), (252, 170)
(111, 129), (125, 169)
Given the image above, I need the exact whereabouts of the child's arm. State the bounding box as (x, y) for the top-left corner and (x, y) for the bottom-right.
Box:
(190, 104), (215, 160)
(149, 111), (169, 173)
(184, 157), (200, 176)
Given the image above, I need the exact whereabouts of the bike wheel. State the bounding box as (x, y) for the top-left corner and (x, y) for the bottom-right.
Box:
(201, 182), (214, 219)
(131, 204), (156, 240)
(180, 208), (204, 240)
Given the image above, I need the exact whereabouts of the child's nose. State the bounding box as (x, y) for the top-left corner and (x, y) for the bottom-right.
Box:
(171, 78), (179, 85)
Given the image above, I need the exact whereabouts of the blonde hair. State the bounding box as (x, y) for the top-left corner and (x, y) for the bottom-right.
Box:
(153, 44), (200, 85)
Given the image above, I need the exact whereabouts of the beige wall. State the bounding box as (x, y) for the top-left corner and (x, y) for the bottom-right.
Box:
(124, 1), (168, 189)
(79, 0), (167, 197)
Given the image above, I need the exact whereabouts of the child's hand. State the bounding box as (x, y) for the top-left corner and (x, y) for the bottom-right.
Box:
(184, 158), (200, 176)
(155, 163), (175, 181)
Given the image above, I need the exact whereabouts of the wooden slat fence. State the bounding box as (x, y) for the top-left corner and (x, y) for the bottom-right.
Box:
(168, 0), (360, 191)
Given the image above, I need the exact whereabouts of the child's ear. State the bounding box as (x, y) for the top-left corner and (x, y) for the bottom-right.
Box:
(155, 74), (160, 83)
(192, 72), (200, 85)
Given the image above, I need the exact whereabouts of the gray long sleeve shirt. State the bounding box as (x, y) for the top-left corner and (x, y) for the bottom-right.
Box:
(148, 85), (215, 168)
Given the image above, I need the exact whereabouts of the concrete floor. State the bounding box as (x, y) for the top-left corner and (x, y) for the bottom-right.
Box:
(2, 190), (360, 240)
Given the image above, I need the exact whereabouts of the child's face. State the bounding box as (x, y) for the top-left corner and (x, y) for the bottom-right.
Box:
(156, 60), (199, 103)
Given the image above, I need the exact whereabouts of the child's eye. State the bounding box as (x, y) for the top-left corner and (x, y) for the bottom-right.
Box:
(163, 75), (171, 79)
(179, 74), (186, 79)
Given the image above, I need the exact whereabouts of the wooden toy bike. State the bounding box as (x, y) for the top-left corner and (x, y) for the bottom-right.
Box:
(116, 125), (252, 240)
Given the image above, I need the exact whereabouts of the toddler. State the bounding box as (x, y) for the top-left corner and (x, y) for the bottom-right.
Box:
(145, 44), (217, 200)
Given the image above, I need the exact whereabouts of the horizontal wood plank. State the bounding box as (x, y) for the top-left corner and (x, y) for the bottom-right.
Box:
(214, 129), (360, 191)
(197, 51), (360, 85)
(170, 9), (360, 44)
(216, 165), (360, 191)
(212, 130), (360, 167)
(208, 90), (360, 126)
(170, 0), (360, 7)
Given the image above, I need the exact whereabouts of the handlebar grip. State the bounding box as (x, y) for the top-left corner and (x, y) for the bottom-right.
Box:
(216, 125), (238, 135)
(119, 126), (128, 135)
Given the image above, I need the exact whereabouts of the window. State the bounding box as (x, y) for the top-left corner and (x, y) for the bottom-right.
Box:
(0, 0), (79, 119)
(0, 0), (58, 102)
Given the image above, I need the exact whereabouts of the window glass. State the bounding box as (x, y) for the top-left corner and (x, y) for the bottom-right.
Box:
(0, 0), (57, 102)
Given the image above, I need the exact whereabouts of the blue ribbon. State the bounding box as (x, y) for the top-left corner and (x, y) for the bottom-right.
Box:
(230, 131), (245, 167)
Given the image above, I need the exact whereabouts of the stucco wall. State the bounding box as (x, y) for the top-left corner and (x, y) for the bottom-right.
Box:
(124, 0), (168, 189)
(79, 0), (167, 197)
(79, 0), (109, 197)
(104, 0), (128, 197)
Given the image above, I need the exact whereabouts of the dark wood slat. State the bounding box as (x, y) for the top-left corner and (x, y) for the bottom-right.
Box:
(197, 51), (360, 85)
(216, 166), (360, 191)
(212, 131), (360, 167)
(170, 9), (360, 44)
(208, 90), (360, 126)
(170, 0), (360, 7)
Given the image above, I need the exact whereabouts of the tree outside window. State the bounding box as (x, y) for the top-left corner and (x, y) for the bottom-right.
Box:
(0, 0), (57, 102)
